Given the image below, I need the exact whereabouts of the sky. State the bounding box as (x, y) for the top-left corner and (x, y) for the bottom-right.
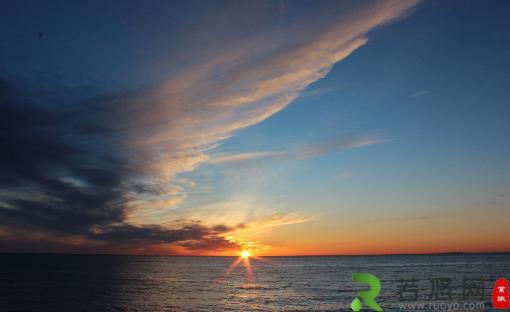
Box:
(0, 0), (509, 256)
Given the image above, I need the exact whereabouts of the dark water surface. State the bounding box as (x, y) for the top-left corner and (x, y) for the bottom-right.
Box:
(0, 254), (509, 311)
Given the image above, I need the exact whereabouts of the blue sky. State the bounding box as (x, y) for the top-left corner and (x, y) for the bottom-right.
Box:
(0, 0), (508, 255)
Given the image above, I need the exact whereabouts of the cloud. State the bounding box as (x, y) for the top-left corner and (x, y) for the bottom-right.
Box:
(208, 151), (289, 164)
(105, 0), (415, 226)
(0, 77), (243, 253)
(410, 90), (430, 98)
(0, 0), (420, 254)
(225, 212), (318, 254)
(296, 134), (387, 159)
(178, 236), (240, 252)
(207, 133), (386, 164)
(244, 212), (317, 229)
(0, 225), (242, 255)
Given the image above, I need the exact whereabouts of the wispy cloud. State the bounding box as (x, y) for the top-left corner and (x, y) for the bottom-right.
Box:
(296, 134), (387, 159)
(410, 89), (430, 98)
(208, 133), (387, 164)
(208, 151), (289, 164)
(243, 212), (317, 230)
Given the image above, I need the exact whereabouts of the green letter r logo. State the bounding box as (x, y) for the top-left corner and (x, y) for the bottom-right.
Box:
(351, 273), (383, 311)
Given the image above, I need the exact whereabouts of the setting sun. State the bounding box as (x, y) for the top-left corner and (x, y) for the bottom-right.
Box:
(226, 249), (270, 280)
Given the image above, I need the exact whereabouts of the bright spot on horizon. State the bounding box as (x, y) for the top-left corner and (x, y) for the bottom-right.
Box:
(226, 249), (269, 280)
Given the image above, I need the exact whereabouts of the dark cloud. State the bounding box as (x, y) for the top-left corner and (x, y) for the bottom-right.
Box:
(0, 76), (126, 233)
(179, 236), (240, 252)
(0, 223), (239, 255)
(0, 76), (238, 254)
(87, 223), (231, 244)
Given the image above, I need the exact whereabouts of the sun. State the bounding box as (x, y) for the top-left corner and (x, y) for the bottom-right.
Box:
(225, 249), (269, 281)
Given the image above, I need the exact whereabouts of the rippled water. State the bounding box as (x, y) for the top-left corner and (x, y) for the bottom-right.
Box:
(0, 254), (509, 311)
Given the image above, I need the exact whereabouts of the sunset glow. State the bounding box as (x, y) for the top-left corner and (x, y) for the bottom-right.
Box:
(2, 1), (510, 311)
(0, 0), (509, 258)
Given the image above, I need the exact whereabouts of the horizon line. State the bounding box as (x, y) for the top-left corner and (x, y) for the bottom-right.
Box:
(2, 251), (510, 257)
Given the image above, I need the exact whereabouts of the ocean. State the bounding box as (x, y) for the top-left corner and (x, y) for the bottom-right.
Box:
(0, 254), (509, 311)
